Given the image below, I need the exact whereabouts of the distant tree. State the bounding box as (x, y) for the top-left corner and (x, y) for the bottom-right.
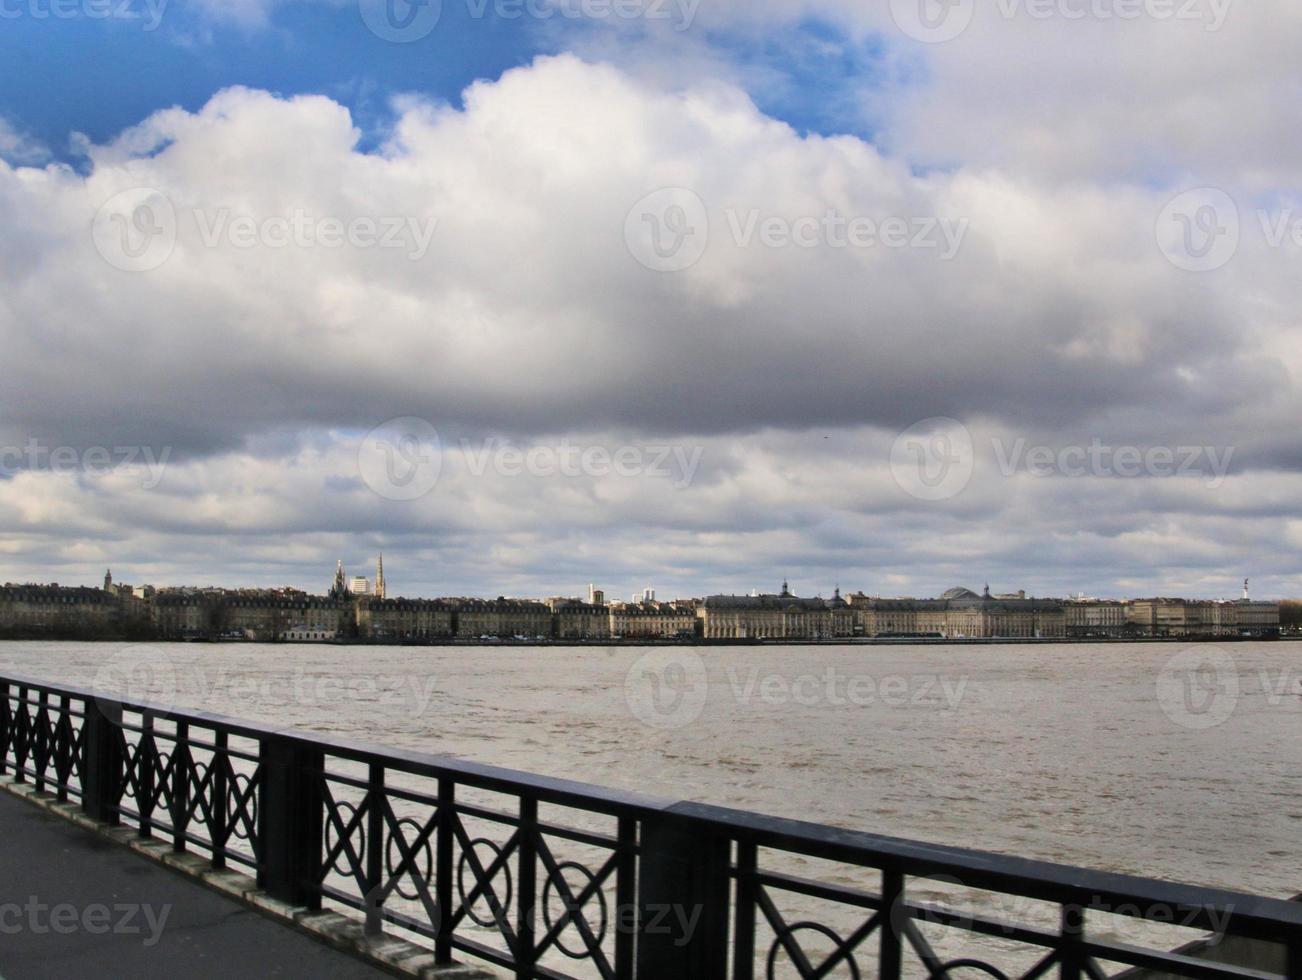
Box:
(1280, 600), (1302, 629)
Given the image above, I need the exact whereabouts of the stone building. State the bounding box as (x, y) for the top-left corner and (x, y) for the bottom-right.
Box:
(1126, 599), (1280, 637)
(608, 601), (697, 639)
(355, 597), (453, 641)
(0, 584), (120, 637)
(548, 599), (612, 640)
(697, 582), (853, 640)
(848, 587), (1066, 639)
(1063, 600), (1129, 637)
(451, 599), (552, 639)
(1235, 599), (1281, 634)
(219, 593), (351, 642)
(151, 591), (220, 639)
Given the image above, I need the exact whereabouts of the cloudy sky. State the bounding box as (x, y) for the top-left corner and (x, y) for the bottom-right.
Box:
(1, 0), (1300, 601)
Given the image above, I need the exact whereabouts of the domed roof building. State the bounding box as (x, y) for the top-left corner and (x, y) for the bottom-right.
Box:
(847, 584), (1064, 639)
(699, 581), (855, 639)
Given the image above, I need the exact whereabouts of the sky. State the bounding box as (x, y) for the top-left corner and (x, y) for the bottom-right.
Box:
(2, 0), (1301, 601)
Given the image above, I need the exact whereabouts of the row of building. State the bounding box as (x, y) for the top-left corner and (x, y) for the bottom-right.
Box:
(0, 569), (1282, 643)
(0, 583), (699, 643)
(698, 584), (1280, 640)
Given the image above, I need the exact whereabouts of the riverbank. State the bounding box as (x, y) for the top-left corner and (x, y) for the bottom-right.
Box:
(2, 632), (1289, 646)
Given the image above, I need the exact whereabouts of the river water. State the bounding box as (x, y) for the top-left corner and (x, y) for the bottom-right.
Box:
(2, 640), (1299, 972)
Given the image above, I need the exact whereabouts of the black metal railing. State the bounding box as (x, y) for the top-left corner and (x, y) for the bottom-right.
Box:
(1, 671), (1299, 980)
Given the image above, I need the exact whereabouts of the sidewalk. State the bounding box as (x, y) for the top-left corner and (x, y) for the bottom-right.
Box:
(0, 790), (390, 979)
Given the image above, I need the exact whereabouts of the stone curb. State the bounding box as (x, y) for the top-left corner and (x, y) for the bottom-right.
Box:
(0, 776), (498, 979)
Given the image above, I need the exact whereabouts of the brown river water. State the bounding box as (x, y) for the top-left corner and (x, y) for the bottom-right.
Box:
(3, 640), (1299, 976)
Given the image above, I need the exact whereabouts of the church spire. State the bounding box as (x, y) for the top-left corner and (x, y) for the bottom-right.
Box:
(331, 560), (346, 598)
(376, 554), (386, 600)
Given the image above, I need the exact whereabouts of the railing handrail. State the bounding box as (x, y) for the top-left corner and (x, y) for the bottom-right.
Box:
(4, 668), (1301, 948)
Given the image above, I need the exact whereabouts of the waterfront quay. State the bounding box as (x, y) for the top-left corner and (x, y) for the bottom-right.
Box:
(0, 790), (390, 979)
(2, 670), (1300, 979)
(0, 568), (1285, 644)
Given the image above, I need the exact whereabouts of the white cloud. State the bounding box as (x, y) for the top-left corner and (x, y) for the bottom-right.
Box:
(0, 118), (48, 165)
(2, 423), (1300, 598)
(2, 55), (1301, 594)
(558, 0), (1302, 190)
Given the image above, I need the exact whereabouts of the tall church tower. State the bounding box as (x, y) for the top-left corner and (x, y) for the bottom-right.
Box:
(330, 560), (347, 599)
(104, 569), (113, 592)
(375, 554), (386, 600)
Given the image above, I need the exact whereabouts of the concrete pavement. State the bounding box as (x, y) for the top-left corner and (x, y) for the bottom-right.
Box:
(0, 790), (391, 979)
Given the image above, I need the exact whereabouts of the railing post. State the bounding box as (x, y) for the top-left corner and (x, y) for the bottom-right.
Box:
(732, 840), (757, 980)
(516, 797), (539, 980)
(365, 763), (385, 936)
(171, 721), (190, 852)
(34, 689), (49, 792)
(435, 777), (454, 965)
(55, 695), (71, 801)
(1059, 903), (1086, 980)
(880, 867), (904, 980)
(81, 698), (125, 825)
(0, 680), (10, 776)
(636, 812), (730, 980)
(616, 816), (637, 980)
(211, 731), (228, 870)
(13, 684), (30, 783)
(258, 735), (324, 909)
(138, 714), (156, 838)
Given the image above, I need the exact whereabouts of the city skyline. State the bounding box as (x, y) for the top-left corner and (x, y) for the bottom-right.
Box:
(25, 563), (1288, 606)
(4, 569), (1282, 643)
(5, 6), (1302, 609)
